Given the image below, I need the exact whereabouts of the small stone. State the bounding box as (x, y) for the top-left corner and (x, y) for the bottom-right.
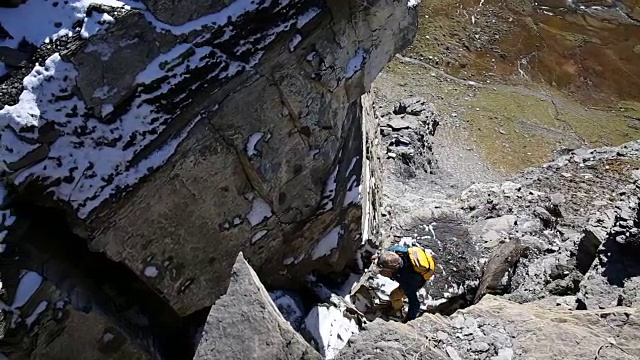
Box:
(451, 314), (465, 329)
(631, 169), (640, 182)
(471, 341), (490, 352)
(446, 346), (463, 360)
(491, 347), (514, 360)
(436, 331), (449, 341)
(549, 193), (564, 205)
(387, 117), (414, 130)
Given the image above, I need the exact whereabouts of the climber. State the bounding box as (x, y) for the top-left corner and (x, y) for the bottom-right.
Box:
(372, 244), (436, 323)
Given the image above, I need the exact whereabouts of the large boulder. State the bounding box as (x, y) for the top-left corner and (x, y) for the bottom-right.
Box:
(0, 0), (416, 320)
(338, 295), (640, 360)
(194, 253), (321, 360)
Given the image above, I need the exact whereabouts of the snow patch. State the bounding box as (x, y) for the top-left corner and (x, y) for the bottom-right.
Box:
(247, 197), (273, 226)
(80, 11), (115, 39)
(0, 270), (46, 329)
(345, 48), (366, 78)
(0, 0), (129, 49)
(93, 86), (116, 99)
(0, 1), (324, 220)
(303, 304), (359, 359)
(408, 0), (421, 7)
(343, 175), (360, 206)
(5, 53), (201, 219)
(246, 132), (264, 157)
(288, 34), (303, 52)
(312, 226), (343, 260)
(343, 156), (361, 205)
(101, 103), (114, 117)
(296, 7), (321, 28)
(319, 164), (339, 211)
(13, 271), (43, 308)
(144, 266), (159, 278)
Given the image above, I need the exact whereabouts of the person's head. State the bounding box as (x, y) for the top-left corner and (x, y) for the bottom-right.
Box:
(372, 251), (402, 278)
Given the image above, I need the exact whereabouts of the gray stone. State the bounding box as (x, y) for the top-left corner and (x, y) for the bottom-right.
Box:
(546, 272), (582, 296)
(446, 346), (463, 360)
(491, 347), (514, 360)
(549, 193), (565, 205)
(340, 295), (640, 360)
(140, 0), (233, 25)
(387, 116), (415, 130)
(436, 330), (449, 341)
(474, 239), (524, 303)
(194, 253), (321, 360)
(576, 228), (604, 274)
(335, 319), (447, 359)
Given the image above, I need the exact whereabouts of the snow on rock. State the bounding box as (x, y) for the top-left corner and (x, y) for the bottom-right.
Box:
(319, 164), (340, 211)
(0, 270), (45, 328)
(408, 0), (422, 7)
(245, 132), (265, 157)
(0, 184), (16, 247)
(143, 265), (159, 278)
(12, 271), (43, 309)
(0, 1), (323, 221)
(302, 304), (359, 359)
(345, 48), (366, 78)
(25, 300), (49, 328)
(288, 34), (302, 52)
(2, 51), (201, 219)
(80, 10), (116, 39)
(312, 226), (343, 260)
(269, 290), (306, 330)
(343, 156), (361, 206)
(246, 196), (273, 226)
(0, 0), (131, 50)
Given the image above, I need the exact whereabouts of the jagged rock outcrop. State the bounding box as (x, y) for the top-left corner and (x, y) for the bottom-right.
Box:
(194, 253), (321, 360)
(338, 295), (640, 360)
(0, 0), (416, 317)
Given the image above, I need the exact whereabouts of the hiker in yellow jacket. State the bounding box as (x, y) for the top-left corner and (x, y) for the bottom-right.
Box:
(372, 245), (435, 323)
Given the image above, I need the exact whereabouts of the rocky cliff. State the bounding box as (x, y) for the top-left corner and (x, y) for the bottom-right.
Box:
(0, 0), (417, 358)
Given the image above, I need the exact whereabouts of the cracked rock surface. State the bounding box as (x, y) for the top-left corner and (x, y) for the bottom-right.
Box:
(339, 295), (640, 360)
(0, 0), (416, 358)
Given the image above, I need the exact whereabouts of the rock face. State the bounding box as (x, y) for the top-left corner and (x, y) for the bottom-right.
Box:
(0, 0), (417, 357)
(338, 295), (640, 360)
(0, 0), (417, 324)
(194, 253), (321, 360)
